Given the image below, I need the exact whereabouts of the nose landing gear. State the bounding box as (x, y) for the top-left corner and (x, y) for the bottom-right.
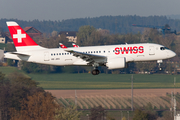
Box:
(159, 67), (162, 71)
(157, 60), (163, 71)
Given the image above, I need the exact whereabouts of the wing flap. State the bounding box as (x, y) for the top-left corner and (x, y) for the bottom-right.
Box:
(65, 49), (106, 64)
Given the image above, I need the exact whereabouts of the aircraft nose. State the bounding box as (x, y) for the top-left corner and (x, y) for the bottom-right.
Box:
(169, 51), (176, 58)
(172, 51), (176, 57)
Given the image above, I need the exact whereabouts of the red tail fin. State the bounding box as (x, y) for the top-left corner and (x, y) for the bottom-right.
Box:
(6, 21), (38, 47)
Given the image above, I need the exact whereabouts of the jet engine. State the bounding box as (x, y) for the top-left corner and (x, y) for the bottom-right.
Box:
(106, 57), (126, 69)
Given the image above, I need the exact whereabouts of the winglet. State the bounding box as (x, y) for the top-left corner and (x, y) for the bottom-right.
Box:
(72, 43), (79, 48)
(59, 43), (67, 48)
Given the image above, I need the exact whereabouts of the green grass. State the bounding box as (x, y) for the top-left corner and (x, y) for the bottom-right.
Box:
(0, 66), (27, 77)
(0, 66), (180, 89)
(0, 66), (21, 75)
(28, 73), (180, 89)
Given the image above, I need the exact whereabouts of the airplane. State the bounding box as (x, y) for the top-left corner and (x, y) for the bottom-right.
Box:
(4, 21), (176, 75)
(59, 43), (79, 49)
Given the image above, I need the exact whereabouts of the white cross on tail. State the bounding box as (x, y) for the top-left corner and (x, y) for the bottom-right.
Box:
(13, 29), (26, 43)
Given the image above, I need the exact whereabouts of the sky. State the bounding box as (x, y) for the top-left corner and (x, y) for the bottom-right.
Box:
(0, 0), (180, 21)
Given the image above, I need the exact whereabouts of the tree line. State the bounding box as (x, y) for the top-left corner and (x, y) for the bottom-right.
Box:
(1, 15), (180, 34)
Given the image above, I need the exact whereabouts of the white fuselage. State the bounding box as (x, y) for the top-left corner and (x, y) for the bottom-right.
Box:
(4, 43), (176, 67)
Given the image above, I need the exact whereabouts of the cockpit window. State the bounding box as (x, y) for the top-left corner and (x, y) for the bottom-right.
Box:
(160, 47), (165, 50)
(160, 47), (169, 50)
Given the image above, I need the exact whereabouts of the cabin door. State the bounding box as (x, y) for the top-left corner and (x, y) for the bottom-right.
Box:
(44, 52), (49, 61)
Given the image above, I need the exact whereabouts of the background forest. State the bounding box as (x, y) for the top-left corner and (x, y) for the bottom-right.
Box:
(0, 15), (180, 34)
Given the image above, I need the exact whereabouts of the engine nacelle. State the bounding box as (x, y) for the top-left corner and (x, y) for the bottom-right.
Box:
(106, 57), (126, 69)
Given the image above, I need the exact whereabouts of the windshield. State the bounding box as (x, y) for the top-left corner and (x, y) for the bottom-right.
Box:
(160, 47), (169, 50)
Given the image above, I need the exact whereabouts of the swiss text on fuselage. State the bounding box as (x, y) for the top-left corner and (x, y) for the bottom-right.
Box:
(114, 46), (144, 55)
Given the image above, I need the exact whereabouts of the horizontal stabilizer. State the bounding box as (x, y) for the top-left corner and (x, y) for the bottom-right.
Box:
(10, 52), (31, 56)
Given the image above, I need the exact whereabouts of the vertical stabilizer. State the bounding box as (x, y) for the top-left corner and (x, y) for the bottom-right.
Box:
(6, 21), (45, 52)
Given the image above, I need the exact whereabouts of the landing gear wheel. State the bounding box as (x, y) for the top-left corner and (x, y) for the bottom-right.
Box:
(91, 69), (100, 75)
(159, 67), (162, 71)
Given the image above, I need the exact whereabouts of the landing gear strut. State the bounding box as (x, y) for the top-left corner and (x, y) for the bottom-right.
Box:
(157, 60), (163, 71)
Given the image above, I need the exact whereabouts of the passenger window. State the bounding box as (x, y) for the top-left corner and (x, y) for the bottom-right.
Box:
(67, 53), (69, 55)
(62, 53), (64, 55)
(59, 53), (61, 55)
(99, 51), (101, 53)
(96, 51), (98, 53)
(51, 54), (53, 56)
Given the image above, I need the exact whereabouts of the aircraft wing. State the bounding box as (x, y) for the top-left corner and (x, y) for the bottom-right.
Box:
(65, 49), (106, 64)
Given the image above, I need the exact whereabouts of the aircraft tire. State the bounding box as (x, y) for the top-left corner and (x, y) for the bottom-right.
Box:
(92, 69), (100, 75)
(159, 67), (162, 71)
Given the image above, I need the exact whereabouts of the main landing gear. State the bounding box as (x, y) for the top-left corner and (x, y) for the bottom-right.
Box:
(91, 63), (100, 75)
(91, 69), (100, 75)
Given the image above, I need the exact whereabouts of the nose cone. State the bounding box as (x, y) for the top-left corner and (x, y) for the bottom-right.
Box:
(169, 51), (176, 58)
